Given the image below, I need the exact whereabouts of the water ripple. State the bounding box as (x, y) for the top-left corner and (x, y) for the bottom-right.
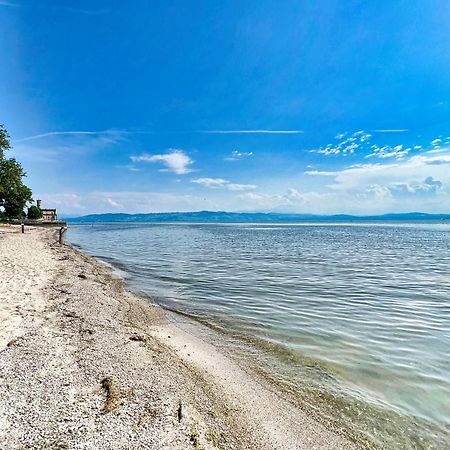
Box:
(68, 222), (450, 448)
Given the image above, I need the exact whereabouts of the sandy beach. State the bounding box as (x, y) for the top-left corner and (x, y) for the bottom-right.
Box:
(0, 225), (359, 450)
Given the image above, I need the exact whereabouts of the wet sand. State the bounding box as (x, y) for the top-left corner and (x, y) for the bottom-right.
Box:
(0, 225), (358, 449)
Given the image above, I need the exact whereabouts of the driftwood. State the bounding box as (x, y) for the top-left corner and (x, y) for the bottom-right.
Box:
(101, 377), (121, 413)
(177, 401), (183, 422)
(129, 334), (146, 342)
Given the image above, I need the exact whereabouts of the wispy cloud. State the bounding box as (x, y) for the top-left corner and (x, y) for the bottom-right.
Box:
(15, 128), (305, 143)
(11, 131), (123, 162)
(224, 150), (254, 161)
(131, 149), (193, 174)
(14, 130), (125, 143)
(115, 164), (141, 172)
(371, 129), (408, 133)
(200, 130), (303, 134)
(227, 183), (257, 191)
(191, 177), (256, 191)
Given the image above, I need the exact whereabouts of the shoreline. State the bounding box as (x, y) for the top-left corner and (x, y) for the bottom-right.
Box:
(0, 225), (359, 449)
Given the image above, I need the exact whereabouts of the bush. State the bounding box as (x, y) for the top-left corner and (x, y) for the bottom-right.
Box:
(27, 205), (42, 220)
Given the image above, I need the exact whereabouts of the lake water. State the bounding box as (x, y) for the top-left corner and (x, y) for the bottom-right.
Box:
(67, 222), (450, 448)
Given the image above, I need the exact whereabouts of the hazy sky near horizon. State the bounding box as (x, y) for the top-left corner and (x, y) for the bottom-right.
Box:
(1, 0), (450, 215)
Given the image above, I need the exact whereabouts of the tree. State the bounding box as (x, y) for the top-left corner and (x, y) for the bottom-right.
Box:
(0, 125), (11, 159)
(0, 124), (33, 219)
(27, 204), (42, 220)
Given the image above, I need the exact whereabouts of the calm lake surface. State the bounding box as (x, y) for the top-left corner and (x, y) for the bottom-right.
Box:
(68, 222), (450, 448)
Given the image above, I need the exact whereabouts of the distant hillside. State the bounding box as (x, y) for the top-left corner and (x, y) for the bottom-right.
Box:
(67, 211), (450, 223)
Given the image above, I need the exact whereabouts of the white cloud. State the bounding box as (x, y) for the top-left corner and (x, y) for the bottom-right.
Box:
(289, 147), (450, 213)
(227, 183), (257, 191)
(238, 151), (450, 213)
(191, 178), (256, 191)
(26, 137), (450, 216)
(35, 193), (86, 212)
(363, 185), (392, 200)
(191, 178), (228, 188)
(236, 189), (328, 212)
(40, 191), (219, 216)
(431, 138), (442, 146)
(305, 148), (450, 196)
(131, 149), (193, 174)
(224, 150), (254, 161)
(371, 129), (408, 133)
(310, 130), (448, 160)
(38, 144), (450, 217)
(312, 131), (372, 156)
(367, 144), (411, 159)
(105, 197), (122, 208)
(389, 176), (443, 195)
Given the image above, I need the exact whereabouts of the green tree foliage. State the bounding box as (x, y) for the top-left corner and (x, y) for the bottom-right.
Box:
(0, 124), (33, 219)
(27, 204), (42, 220)
(0, 125), (11, 159)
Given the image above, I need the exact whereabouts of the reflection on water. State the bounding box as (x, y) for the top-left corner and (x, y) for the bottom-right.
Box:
(68, 221), (450, 448)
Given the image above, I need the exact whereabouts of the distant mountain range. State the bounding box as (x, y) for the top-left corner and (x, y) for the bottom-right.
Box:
(67, 211), (450, 223)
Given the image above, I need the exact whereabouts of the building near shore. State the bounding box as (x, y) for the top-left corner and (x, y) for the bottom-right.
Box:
(37, 200), (58, 222)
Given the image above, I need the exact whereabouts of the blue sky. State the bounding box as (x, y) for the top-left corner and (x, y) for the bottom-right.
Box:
(1, 0), (450, 215)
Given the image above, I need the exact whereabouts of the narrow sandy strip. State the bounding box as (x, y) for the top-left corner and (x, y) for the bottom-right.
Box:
(0, 226), (358, 449)
(0, 226), (55, 349)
